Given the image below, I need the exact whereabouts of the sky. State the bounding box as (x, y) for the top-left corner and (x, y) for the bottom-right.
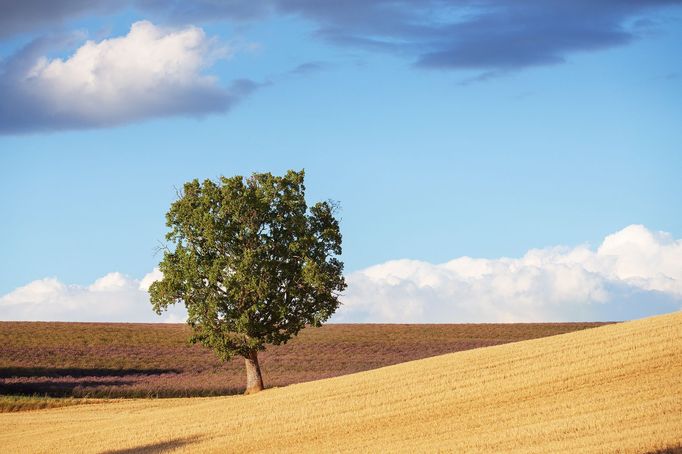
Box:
(1, 1), (681, 323)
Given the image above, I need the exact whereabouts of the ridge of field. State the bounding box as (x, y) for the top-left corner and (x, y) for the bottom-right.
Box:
(2, 312), (680, 453)
(0, 321), (607, 398)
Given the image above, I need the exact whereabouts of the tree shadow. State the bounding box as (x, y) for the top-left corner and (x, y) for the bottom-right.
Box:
(0, 379), (137, 397)
(100, 436), (202, 454)
(0, 367), (248, 398)
(0, 367), (180, 378)
(0, 367), (180, 397)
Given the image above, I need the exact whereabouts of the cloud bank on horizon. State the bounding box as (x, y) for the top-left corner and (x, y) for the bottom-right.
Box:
(1, 0), (680, 132)
(2, 224), (681, 323)
(0, 269), (187, 324)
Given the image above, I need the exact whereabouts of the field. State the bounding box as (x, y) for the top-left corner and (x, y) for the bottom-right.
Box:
(0, 321), (606, 399)
(1, 312), (680, 453)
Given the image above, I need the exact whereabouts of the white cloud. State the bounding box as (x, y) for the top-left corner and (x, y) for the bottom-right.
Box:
(0, 271), (185, 323)
(0, 20), (258, 133)
(2, 225), (680, 323)
(334, 225), (682, 323)
(139, 268), (164, 292)
(89, 272), (136, 292)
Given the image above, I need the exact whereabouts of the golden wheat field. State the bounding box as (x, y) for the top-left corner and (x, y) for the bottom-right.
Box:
(1, 311), (681, 453)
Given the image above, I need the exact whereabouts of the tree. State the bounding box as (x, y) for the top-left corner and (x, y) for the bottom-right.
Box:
(149, 169), (346, 394)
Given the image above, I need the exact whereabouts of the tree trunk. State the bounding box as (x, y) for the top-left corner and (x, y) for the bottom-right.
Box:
(244, 349), (264, 395)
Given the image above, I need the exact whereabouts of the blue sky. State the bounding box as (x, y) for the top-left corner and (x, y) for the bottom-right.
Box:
(1, 1), (681, 322)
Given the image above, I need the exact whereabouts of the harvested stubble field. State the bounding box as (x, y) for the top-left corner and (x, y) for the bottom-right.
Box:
(1, 311), (680, 453)
(0, 321), (606, 400)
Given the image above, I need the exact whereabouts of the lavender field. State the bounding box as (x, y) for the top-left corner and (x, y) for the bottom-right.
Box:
(0, 321), (609, 400)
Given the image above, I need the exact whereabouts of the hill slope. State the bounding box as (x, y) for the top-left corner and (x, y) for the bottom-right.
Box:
(1, 312), (681, 453)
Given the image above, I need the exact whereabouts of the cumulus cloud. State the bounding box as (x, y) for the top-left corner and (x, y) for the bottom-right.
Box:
(2, 225), (681, 323)
(0, 20), (257, 133)
(335, 225), (682, 323)
(0, 269), (186, 322)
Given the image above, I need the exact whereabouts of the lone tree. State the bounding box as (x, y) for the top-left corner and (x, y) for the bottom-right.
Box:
(149, 170), (346, 394)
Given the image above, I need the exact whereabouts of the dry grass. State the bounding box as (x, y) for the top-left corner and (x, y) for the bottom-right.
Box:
(0, 321), (606, 397)
(1, 311), (680, 453)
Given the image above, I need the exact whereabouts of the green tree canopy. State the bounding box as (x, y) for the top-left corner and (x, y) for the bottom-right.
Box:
(149, 169), (346, 394)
